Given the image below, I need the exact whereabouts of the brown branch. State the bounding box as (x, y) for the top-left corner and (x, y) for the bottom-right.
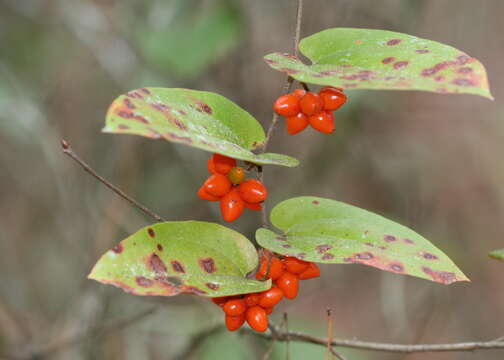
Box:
(326, 309), (347, 360)
(61, 139), (165, 222)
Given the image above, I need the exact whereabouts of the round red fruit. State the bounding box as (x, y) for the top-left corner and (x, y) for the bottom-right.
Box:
(198, 185), (220, 201)
(203, 174), (232, 197)
(276, 272), (299, 299)
(239, 179), (267, 204)
(227, 167), (245, 185)
(207, 158), (217, 174)
(225, 313), (246, 331)
(298, 263), (321, 280)
(265, 307), (274, 315)
(212, 154), (237, 175)
(283, 256), (309, 274)
(286, 113), (309, 135)
(220, 188), (245, 222)
(319, 86), (347, 111)
(273, 94), (300, 117)
(258, 286), (284, 308)
(245, 202), (262, 211)
(246, 306), (268, 332)
(293, 89), (307, 98)
(299, 92), (324, 116)
(223, 298), (247, 316)
(211, 296), (228, 307)
(256, 256), (284, 280)
(308, 111), (335, 134)
(245, 293), (260, 307)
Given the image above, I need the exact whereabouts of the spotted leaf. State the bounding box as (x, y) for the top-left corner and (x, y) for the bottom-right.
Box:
(89, 221), (271, 297)
(489, 249), (504, 262)
(256, 196), (469, 285)
(264, 28), (492, 99)
(104, 88), (298, 167)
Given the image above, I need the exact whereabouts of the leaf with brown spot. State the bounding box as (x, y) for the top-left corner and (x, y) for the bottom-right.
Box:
(489, 249), (504, 262)
(89, 221), (271, 297)
(104, 88), (298, 167)
(256, 196), (469, 285)
(264, 28), (492, 99)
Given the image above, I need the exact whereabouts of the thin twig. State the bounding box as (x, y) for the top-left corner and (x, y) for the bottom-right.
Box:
(61, 139), (165, 222)
(326, 309), (347, 360)
(284, 312), (290, 360)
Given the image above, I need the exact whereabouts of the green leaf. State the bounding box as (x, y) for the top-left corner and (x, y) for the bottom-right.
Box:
(264, 28), (492, 99)
(489, 249), (504, 261)
(256, 196), (469, 285)
(104, 87), (298, 167)
(89, 221), (271, 297)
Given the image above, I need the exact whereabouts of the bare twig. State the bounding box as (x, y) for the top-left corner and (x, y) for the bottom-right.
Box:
(326, 309), (347, 360)
(61, 139), (165, 222)
(284, 312), (290, 360)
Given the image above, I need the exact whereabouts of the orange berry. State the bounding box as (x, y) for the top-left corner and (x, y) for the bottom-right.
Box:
(203, 174), (232, 197)
(308, 111), (335, 134)
(223, 298), (247, 316)
(225, 313), (246, 331)
(227, 167), (246, 185)
(256, 256), (284, 280)
(299, 92), (324, 116)
(220, 188), (245, 222)
(286, 113), (309, 135)
(239, 179), (267, 204)
(245, 293), (261, 307)
(276, 272), (299, 299)
(211, 296), (228, 307)
(212, 154), (237, 175)
(298, 263), (321, 280)
(207, 158), (217, 174)
(319, 86), (347, 111)
(258, 286), (284, 308)
(198, 185), (220, 201)
(293, 89), (307, 98)
(246, 306), (268, 332)
(265, 307), (274, 315)
(274, 94), (301, 117)
(283, 256), (309, 274)
(245, 202), (262, 211)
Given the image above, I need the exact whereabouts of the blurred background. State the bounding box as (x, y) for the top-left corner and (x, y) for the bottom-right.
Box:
(1, 0), (504, 359)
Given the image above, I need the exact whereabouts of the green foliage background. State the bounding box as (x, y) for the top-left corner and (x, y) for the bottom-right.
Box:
(1, 0), (503, 359)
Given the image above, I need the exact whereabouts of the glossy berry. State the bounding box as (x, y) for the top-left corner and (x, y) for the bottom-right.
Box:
(239, 179), (267, 204)
(203, 174), (232, 197)
(220, 188), (245, 222)
(246, 306), (268, 332)
(223, 298), (247, 316)
(276, 272), (299, 299)
(265, 307), (274, 315)
(258, 286), (284, 308)
(308, 111), (335, 134)
(213, 154), (237, 175)
(319, 86), (347, 111)
(299, 92), (324, 116)
(207, 158), (217, 174)
(286, 113), (309, 135)
(256, 256), (284, 280)
(283, 256), (310, 274)
(293, 88), (307, 98)
(198, 185), (220, 201)
(298, 262), (321, 280)
(273, 94), (300, 117)
(211, 296), (229, 307)
(227, 167), (245, 185)
(245, 293), (261, 307)
(245, 202), (262, 211)
(225, 313), (246, 331)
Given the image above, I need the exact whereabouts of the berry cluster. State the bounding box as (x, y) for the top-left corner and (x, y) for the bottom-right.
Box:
(198, 153), (268, 222)
(211, 254), (320, 332)
(273, 87), (347, 135)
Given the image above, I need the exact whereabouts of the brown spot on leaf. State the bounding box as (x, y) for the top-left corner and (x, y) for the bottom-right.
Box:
(147, 228), (155, 238)
(456, 55), (471, 65)
(282, 244), (292, 249)
(389, 263), (405, 273)
(393, 61), (409, 70)
(312, 200), (320, 205)
(123, 98), (135, 109)
(364, 243), (374, 247)
(280, 68), (300, 75)
(183, 286), (208, 295)
(387, 39), (402, 46)
(453, 78), (476, 87)
(355, 252), (374, 260)
(422, 267), (456, 284)
(149, 254), (167, 274)
(264, 58), (279, 65)
(136, 276), (154, 287)
(132, 115), (149, 124)
(117, 110), (133, 119)
(384, 235), (397, 242)
(127, 91), (144, 99)
(434, 76), (445, 82)
(322, 253), (335, 260)
(205, 282), (219, 290)
(458, 67), (473, 74)
(165, 132), (193, 143)
(140, 88), (151, 95)
(416, 49), (430, 54)
(275, 236), (286, 241)
(112, 243), (123, 254)
(382, 57), (395, 64)
(422, 252), (438, 260)
(117, 124), (130, 130)
(157, 244), (163, 251)
(199, 258), (216, 273)
(403, 238), (415, 245)
(316, 245), (332, 254)
(171, 261), (185, 273)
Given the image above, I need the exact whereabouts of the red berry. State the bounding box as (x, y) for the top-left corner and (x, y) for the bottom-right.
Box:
(286, 113), (309, 135)
(245, 202), (262, 211)
(211, 296), (228, 307)
(239, 179), (267, 204)
(308, 111), (335, 134)
(258, 286), (284, 308)
(198, 185), (220, 201)
(256, 256), (284, 280)
(299, 92), (324, 116)
(293, 89), (307, 98)
(212, 154), (237, 175)
(220, 188), (245, 222)
(276, 272), (299, 299)
(223, 298), (247, 316)
(273, 94), (300, 117)
(225, 313), (246, 331)
(265, 307), (274, 315)
(319, 86), (347, 111)
(227, 167), (245, 185)
(207, 158), (217, 174)
(245, 293), (261, 307)
(283, 256), (309, 274)
(246, 306), (268, 332)
(203, 174), (232, 197)
(298, 263), (321, 280)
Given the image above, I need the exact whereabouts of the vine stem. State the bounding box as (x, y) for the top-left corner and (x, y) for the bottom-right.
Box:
(60, 139), (166, 223)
